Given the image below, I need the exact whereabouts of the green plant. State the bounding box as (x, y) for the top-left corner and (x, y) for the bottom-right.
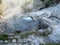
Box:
(0, 34), (9, 40)
(0, 12), (2, 15)
(45, 0), (52, 8)
(20, 30), (37, 38)
(0, 0), (1, 4)
(46, 44), (60, 45)
(41, 0), (45, 2)
(0, 9), (2, 15)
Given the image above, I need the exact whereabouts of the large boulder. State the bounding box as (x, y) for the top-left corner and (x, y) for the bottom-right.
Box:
(5, 16), (37, 33)
(5, 15), (49, 33)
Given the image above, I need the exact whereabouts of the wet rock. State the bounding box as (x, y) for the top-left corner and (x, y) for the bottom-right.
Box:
(28, 34), (45, 45)
(38, 20), (48, 29)
(5, 15), (49, 33)
(38, 27), (52, 36)
(12, 39), (16, 42)
(5, 16), (38, 33)
(28, 16), (49, 29)
(0, 40), (3, 43)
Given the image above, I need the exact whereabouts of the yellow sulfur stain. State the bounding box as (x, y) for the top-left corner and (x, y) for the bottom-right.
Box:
(0, 0), (33, 15)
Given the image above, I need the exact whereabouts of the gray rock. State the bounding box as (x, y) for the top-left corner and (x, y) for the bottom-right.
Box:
(5, 16), (37, 33)
(0, 40), (3, 43)
(38, 26), (52, 36)
(5, 15), (49, 33)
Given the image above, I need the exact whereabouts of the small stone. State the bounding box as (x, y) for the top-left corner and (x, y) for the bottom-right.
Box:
(12, 39), (16, 42)
(4, 40), (8, 43)
(0, 40), (3, 43)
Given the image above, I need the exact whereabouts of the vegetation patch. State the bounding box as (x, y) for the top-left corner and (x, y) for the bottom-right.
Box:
(0, 8), (2, 15)
(20, 30), (37, 38)
(0, 34), (9, 40)
(46, 44), (60, 45)
(0, 0), (1, 4)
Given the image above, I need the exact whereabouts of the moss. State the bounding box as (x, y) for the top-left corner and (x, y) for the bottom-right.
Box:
(0, 9), (2, 15)
(0, 0), (1, 4)
(0, 13), (2, 15)
(0, 37), (8, 41)
(0, 0), (2, 15)
(41, 0), (45, 2)
(20, 30), (37, 38)
(41, 0), (57, 8)
(42, 33), (48, 36)
(0, 8), (2, 15)
(19, 30), (50, 38)
(0, 34), (9, 37)
(0, 34), (9, 40)
(45, 0), (51, 8)
(46, 44), (60, 45)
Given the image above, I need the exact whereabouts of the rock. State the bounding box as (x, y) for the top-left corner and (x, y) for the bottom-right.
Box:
(51, 5), (60, 19)
(48, 25), (60, 42)
(38, 26), (52, 36)
(28, 15), (49, 29)
(0, 40), (3, 43)
(12, 39), (16, 42)
(38, 29), (46, 35)
(28, 34), (45, 44)
(5, 16), (37, 33)
(5, 15), (49, 33)
(32, 0), (44, 11)
(38, 19), (49, 29)
(4, 40), (8, 43)
(0, 16), (5, 33)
